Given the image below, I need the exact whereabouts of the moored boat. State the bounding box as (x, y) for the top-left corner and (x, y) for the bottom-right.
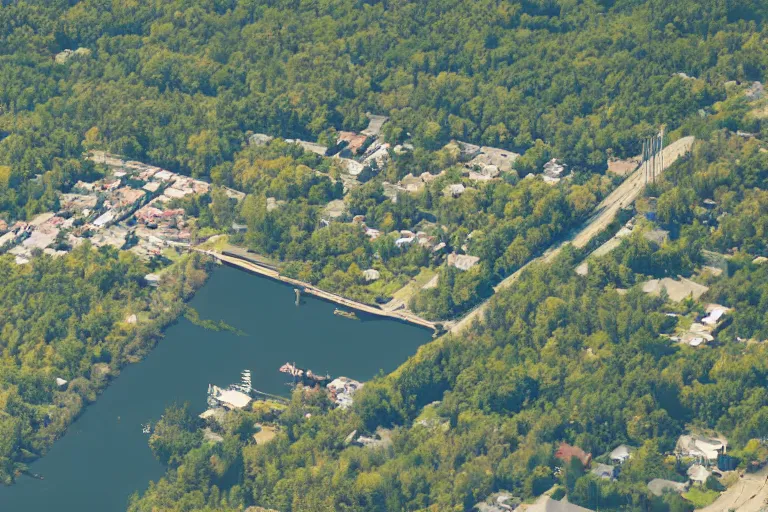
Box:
(333, 308), (358, 320)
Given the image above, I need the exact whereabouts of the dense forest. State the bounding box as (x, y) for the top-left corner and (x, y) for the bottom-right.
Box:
(2, 0), (768, 216)
(128, 134), (768, 512)
(2, 0), (767, 320)
(0, 0), (767, 510)
(0, 248), (211, 484)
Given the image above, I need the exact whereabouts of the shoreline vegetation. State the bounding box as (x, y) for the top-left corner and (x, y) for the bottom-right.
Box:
(1, 0), (768, 509)
(183, 306), (246, 337)
(0, 249), (213, 485)
(130, 134), (768, 512)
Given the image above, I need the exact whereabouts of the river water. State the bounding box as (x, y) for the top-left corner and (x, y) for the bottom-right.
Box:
(0, 265), (431, 512)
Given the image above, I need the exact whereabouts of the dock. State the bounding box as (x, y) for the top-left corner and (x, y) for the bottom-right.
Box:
(279, 362), (330, 386)
(195, 248), (439, 332)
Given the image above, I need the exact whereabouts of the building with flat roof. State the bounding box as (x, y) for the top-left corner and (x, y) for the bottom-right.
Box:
(212, 388), (252, 410)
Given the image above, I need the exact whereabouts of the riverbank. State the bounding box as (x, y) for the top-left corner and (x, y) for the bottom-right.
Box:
(0, 265), (431, 512)
(195, 248), (441, 333)
(0, 249), (213, 486)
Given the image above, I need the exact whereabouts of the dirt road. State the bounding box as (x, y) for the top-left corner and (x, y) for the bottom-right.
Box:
(450, 136), (695, 335)
(700, 467), (768, 512)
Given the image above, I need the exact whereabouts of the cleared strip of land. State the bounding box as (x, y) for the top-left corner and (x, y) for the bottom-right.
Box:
(450, 136), (695, 334)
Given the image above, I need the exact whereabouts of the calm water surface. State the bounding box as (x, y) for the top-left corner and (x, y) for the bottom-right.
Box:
(1, 265), (430, 512)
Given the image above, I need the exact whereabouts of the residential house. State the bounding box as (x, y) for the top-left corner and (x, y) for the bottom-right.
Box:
(444, 183), (466, 198)
(464, 145), (519, 173)
(701, 304), (730, 328)
(609, 444), (634, 464)
(524, 495), (594, 512)
(363, 143), (391, 168)
(455, 141), (481, 160)
(399, 173), (426, 193)
(447, 253), (480, 271)
(647, 479), (687, 497)
(432, 241), (446, 253)
(591, 463), (616, 480)
(687, 464), (711, 484)
(327, 377), (364, 409)
(361, 113), (388, 137)
(249, 133), (274, 146)
(142, 181), (161, 193)
(543, 159), (567, 184)
(382, 182), (407, 203)
(93, 210), (116, 228)
(337, 131), (368, 155)
(334, 155), (365, 176)
(395, 236), (415, 248)
(286, 139), (328, 156)
(642, 229), (669, 247)
(675, 434), (726, 462)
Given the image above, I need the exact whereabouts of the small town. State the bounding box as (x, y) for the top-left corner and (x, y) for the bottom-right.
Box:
(0, 112), (580, 331)
(4, 3), (768, 512)
(0, 150), (219, 267)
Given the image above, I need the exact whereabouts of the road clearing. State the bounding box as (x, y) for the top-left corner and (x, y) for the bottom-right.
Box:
(450, 136), (695, 334)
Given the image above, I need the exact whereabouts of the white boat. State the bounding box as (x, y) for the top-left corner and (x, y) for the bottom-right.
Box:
(238, 370), (252, 393)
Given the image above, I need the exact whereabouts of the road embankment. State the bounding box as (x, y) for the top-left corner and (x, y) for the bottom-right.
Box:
(196, 249), (438, 332)
(450, 136), (695, 334)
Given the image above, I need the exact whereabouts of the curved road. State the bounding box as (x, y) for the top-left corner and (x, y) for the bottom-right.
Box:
(700, 466), (768, 512)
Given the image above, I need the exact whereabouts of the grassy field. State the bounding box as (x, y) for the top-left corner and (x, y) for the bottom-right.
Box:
(391, 268), (438, 304)
(683, 487), (720, 508)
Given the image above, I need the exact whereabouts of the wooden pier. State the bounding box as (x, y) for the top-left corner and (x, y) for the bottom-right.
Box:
(251, 388), (289, 404)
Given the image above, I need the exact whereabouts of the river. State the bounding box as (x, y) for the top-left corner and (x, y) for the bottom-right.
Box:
(0, 265), (431, 512)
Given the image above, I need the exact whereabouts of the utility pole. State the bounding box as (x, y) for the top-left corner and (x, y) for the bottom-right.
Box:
(659, 125), (665, 180)
(642, 139), (648, 186)
(651, 135), (656, 184)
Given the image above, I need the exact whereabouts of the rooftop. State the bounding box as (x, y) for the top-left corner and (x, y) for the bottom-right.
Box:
(676, 434), (726, 460)
(609, 444), (634, 462)
(215, 389), (252, 409)
(647, 479), (687, 496)
(447, 253), (480, 271)
(361, 113), (388, 137)
(524, 496), (594, 512)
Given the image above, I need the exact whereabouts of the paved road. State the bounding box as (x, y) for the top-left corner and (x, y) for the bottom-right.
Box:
(449, 136), (695, 335)
(700, 467), (768, 512)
